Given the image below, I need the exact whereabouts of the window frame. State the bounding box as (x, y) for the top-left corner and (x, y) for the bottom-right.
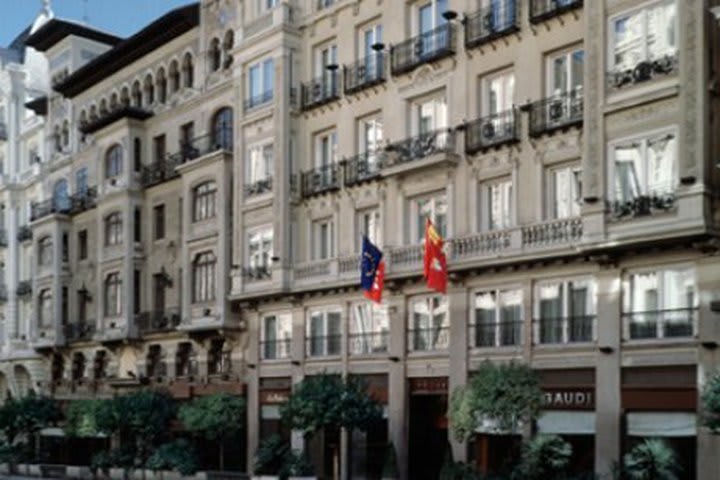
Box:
(105, 212), (123, 246)
(411, 191), (448, 243)
(306, 307), (343, 357)
(104, 272), (122, 318)
(479, 177), (513, 231)
(471, 288), (524, 348)
(38, 236), (53, 266)
(312, 217), (336, 260)
(105, 144), (123, 178)
(247, 58), (275, 106)
(192, 181), (218, 222)
(38, 288), (53, 327)
(533, 277), (596, 344)
(547, 162), (582, 220)
(260, 312), (292, 360)
(546, 46), (584, 97)
(192, 251), (217, 303)
(408, 295), (449, 352)
(482, 68), (515, 117)
(247, 225), (274, 270)
(153, 204), (166, 240)
(356, 208), (382, 251)
(247, 141), (274, 185)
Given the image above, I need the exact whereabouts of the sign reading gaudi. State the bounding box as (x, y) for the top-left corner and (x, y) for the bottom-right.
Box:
(543, 388), (595, 410)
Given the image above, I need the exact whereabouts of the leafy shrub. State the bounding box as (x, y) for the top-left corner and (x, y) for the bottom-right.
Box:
(146, 439), (198, 475)
(623, 439), (679, 480)
(253, 434), (290, 475)
(513, 434), (572, 480)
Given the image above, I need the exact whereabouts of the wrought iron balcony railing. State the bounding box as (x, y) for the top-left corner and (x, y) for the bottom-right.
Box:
(528, 89), (583, 137)
(208, 351), (233, 375)
(343, 152), (383, 186)
(607, 54), (678, 91)
(624, 308), (697, 340)
(408, 326), (449, 351)
(344, 52), (386, 95)
(465, 0), (520, 49)
(69, 187), (98, 215)
(79, 106), (153, 135)
(529, 0), (583, 24)
(31, 198), (71, 221)
(245, 177), (273, 197)
(301, 72), (340, 111)
(306, 334), (342, 357)
(260, 338), (292, 360)
(244, 90), (274, 111)
(141, 157), (180, 187)
(301, 163), (341, 198)
(465, 109), (520, 154)
(64, 322), (96, 343)
(17, 225), (32, 242)
(173, 129), (234, 165)
(135, 308), (181, 334)
(384, 128), (456, 168)
(349, 331), (389, 355)
(391, 23), (457, 76)
(608, 193), (675, 220)
(470, 320), (522, 348)
(535, 316), (595, 344)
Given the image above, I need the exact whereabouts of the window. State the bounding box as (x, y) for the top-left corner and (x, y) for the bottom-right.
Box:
(193, 181), (217, 221)
(104, 273), (122, 317)
(133, 208), (141, 243)
(153, 134), (166, 163)
(169, 60), (180, 92)
(315, 130), (337, 167)
(316, 44), (338, 96)
(307, 309), (342, 357)
(358, 115), (383, 161)
(183, 53), (194, 88)
(156, 68), (167, 103)
(357, 208), (381, 249)
(154, 204), (165, 240)
(415, 96), (447, 135)
(472, 289), (522, 348)
(248, 227), (273, 270)
(53, 179), (70, 212)
(193, 251), (216, 303)
(260, 0), (279, 12)
(349, 303), (389, 355)
(611, 131), (677, 203)
(144, 74), (154, 105)
(248, 58), (274, 107)
(223, 31), (234, 68)
(38, 289), (53, 327)
(132, 81), (142, 107)
(418, 0), (448, 34)
(133, 269), (141, 315)
(413, 193), (447, 243)
(181, 122), (194, 147)
(317, 0), (334, 10)
(62, 233), (69, 262)
(312, 218), (335, 260)
(38, 236), (52, 266)
(261, 313), (291, 360)
(535, 279), (595, 344)
(359, 24), (383, 81)
(624, 267), (696, 339)
(247, 142), (274, 185)
(105, 144), (123, 178)
(610, 1), (676, 71)
(409, 296), (449, 351)
(210, 38), (222, 72)
(212, 107), (233, 151)
(483, 70), (515, 116)
(548, 47), (584, 96)
(77, 230), (88, 260)
(549, 164), (581, 219)
(105, 212), (123, 246)
(481, 178), (513, 231)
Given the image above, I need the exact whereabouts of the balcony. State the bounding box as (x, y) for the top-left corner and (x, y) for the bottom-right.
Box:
(608, 193), (675, 220)
(306, 334), (342, 357)
(465, 109), (520, 154)
(135, 308), (181, 335)
(244, 90), (274, 111)
(535, 316), (595, 345)
(242, 264), (272, 282)
(521, 217), (583, 248)
(391, 24), (457, 76)
(69, 187), (98, 215)
(64, 322), (96, 343)
(0, 229), (7, 247)
(464, 0), (520, 49)
(344, 52), (386, 95)
(607, 54), (678, 91)
(528, 89), (583, 137)
(529, 0), (583, 24)
(408, 326), (449, 352)
(343, 152), (382, 187)
(301, 164), (341, 198)
(31, 198), (71, 222)
(301, 72), (340, 111)
(141, 156), (180, 187)
(384, 129), (456, 172)
(260, 338), (291, 360)
(624, 308), (697, 341)
(349, 331), (389, 356)
(79, 106), (153, 135)
(17, 225), (32, 242)
(0, 122), (7, 141)
(16, 280), (32, 297)
(470, 320), (522, 348)
(245, 177), (273, 197)
(174, 130), (233, 166)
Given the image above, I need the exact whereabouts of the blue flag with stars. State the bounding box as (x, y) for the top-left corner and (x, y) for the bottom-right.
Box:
(360, 236), (383, 292)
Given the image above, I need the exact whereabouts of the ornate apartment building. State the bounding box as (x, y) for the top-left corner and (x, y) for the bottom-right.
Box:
(1, 0), (719, 479)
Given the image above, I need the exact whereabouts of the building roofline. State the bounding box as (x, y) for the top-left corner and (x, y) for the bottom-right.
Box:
(24, 19), (122, 52)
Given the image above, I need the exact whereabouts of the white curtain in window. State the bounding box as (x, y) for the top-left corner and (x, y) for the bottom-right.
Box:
(647, 135), (675, 195)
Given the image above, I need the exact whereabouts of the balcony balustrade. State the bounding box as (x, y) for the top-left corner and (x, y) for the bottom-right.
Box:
(529, 0), (583, 24)
(260, 338), (291, 360)
(608, 193), (675, 220)
(306, 334), (342, 357)
(135, 308), (181, 334)
(174, 129), (234, 165)
(470, 320), (522, 348)
(301, 163), (341, 198)
(344, 52), (386, 95)
(245, 177), (273, 197)
(465, 0), (520, 49)
(343, 152), (383, 186)
(349, 331), (389, 355)
(141, 156), (180, 187)
(301, 71), (340, 111)
(391, 24), (457, 75)
(31, 198), (71, 221)
(69, 187), (98, 215)
(64, 322), (96, 343)
(242, 264), (272, 282)
(465, 109), (520, 154)
(624, 308), (697, 340)
(535, 316), (595, 344)
(528, 89), (583, 137)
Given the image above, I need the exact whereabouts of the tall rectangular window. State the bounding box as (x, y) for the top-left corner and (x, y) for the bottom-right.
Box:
(134, 208), (141, 243)
(248, 227), (274, 269)
(75, 168), (88, 195)
(484, 70), (515, 116)
(611, 1), (676, 71)
(261, 313), (292, 360)
(307, 309), (342, 357)
(409, 296), (449, 351)
(535, 279), (595, 344)
(315, 131), (337, 167)
(248, 58), (275, 107)
(548, 47), (584, 96)
(358, 115), (383, 156)
(181, 122), (194, 147)
(154, 204), (165, 240)
(248, 142), (274, 184)
(153, 134), (166, 163)
(415, 96), (447, 135)
(611, 131), (677, 203)
(133, 269), (141, 315)
(78, 230), (88, 260)
(472, 289), (523, 348)
(349, 303), (389, 355)
(357, 208), (381, 250)
(481, 178), (513, 231)
(313, 218), (335, 260)
(414, 193), (447, 243)
(549, 165), (582, 219)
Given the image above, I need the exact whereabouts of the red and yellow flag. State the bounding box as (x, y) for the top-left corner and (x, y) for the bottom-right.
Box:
(423, 218), (447, 294)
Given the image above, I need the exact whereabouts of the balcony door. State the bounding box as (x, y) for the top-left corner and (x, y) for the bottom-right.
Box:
(153, 273), (165, 313)
(547, 47), (584, 97)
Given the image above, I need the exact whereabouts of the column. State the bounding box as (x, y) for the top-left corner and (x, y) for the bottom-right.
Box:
(448, 285), (468, 461)
(387, 294), (407, 480)
(245, 310), (261, 465)
(290, 304), (306, 452)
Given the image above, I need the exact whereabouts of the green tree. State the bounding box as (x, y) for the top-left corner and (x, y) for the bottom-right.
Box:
(64, 399), (107, 438)
(702, 369), (720, 434)
(0, 395), (61, 463)
(147, 439), (198, 476)
(253, 434), (290, 475)
(178, 393), (246, 470)
(623, 439), (680, 480)
(512, 434), (572, 480)
(449, 361), (543, 441)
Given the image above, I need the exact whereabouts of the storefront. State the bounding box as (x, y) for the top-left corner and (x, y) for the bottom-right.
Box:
(408, 377), (449, 480)
(258, 377), (292, 442)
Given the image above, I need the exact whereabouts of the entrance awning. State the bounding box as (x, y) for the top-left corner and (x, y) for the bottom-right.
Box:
(627, 412), (696, 437)
(538, 411), (595, 435)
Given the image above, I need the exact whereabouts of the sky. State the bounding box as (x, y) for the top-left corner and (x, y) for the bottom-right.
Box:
(1, 0), (196, 47)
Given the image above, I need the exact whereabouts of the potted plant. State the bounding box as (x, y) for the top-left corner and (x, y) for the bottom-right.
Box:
(512, 434), (572, 480)
(381, 442), (399, 480)
(252, 435), (289, 480)
(281, 451), (315, 480)
(623, 439), (680, 480)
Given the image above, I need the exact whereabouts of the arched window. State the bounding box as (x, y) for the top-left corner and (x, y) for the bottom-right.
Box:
(53, 179), (69, 212)
(105, 212), (123, 246)
(156, 68), (167, 104)
(38, 236), (52, 266)
(110, 93), (119, 110)
(144, 74), (155, 106)
(193, 181), (217, 221)
(131, 81), (142, 107)
(38, 288), (53, 327)
(89, 105), (98, 122)
(105, 144), (123, 178)
(193, 251), (216, 303)
(223, 30), (234, 68)
(104, 272), (122, 317)
(120, 87), (130, 107)
(212, 107), (233, 150)
(209, 38), (221, 72)
(71, 353), (86, 381)
(99, 98), (108, 115)
(183, 53), (194, 88)
(169, 60), (180, 93)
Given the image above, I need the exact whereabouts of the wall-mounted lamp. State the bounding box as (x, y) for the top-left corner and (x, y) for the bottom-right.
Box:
(598, 346), (614, 354)
(159, 267), (173, 288)
(442, 10), (458, 21)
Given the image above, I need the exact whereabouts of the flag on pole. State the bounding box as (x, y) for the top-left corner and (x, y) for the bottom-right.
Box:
(361, 236), (384, 303)
(423, 218), (447, 294)
(363, 260), (385, 304)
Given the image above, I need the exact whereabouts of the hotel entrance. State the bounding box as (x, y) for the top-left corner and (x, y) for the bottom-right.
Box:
(408, 377), (448, 480)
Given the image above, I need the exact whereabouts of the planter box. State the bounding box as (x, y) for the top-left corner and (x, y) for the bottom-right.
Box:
(252, 476), (280, 480)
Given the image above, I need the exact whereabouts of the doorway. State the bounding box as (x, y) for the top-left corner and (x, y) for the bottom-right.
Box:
(408, 393), (448, 480)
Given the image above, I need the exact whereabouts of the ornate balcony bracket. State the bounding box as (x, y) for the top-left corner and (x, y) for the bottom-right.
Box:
(606, 54), (679, 91)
